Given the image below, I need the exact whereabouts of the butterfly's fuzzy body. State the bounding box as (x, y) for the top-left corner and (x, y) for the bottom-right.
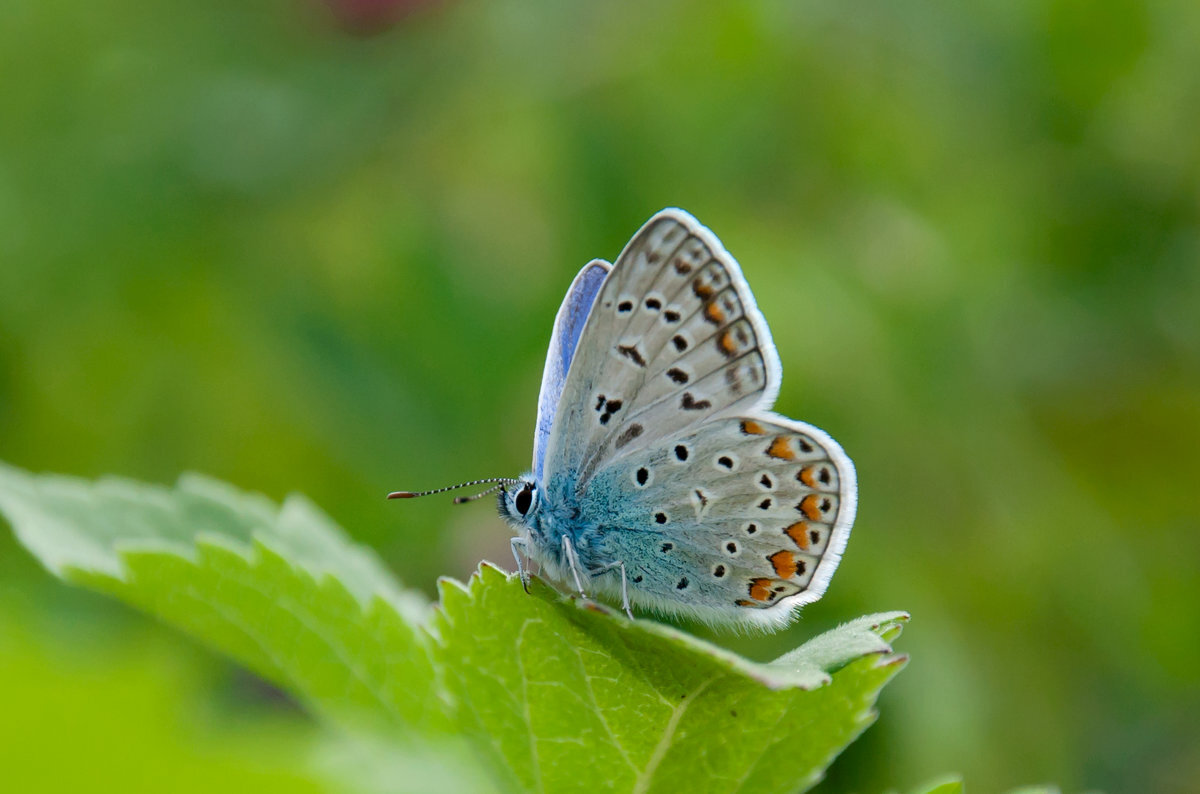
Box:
(498, 209), (857, 630)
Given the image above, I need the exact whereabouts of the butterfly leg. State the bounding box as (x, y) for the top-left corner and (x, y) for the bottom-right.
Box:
(561, 535), (587, 596)
(510, 536), (531, 594)
(589, 560), (634, 619)
(617, 561), (631, 619)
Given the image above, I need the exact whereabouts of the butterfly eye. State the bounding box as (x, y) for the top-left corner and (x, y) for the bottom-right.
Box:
(514, 483), (535, 516)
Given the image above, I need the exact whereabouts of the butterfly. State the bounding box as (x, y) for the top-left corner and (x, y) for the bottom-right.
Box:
(393, 209), (857, 629)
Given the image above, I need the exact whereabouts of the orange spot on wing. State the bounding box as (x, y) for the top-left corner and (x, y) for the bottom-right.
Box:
(693, 279), (715, 299)
(748, 578), (773, 602)
(784, 522), (810, 550)
(767, 436), (795, 460)
(741, 420), (766, 435)
(799, 494), (823, 520)
(798, 466), (818, 488)
(769, 550), (798, 578)
(705, 301), (726, 324)
(719, 330), (737, 355)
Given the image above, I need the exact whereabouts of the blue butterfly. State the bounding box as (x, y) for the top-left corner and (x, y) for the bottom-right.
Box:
(396, 209), (857, 629)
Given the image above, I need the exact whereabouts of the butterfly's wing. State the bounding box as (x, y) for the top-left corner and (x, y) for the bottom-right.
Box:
(585, 413), (856, 628)
(533, 259), (611, 480)
(542, 209), (782, 483)
(541, 209), (855, 627)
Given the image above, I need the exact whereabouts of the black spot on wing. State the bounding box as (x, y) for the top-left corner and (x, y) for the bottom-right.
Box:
(614, 423), (643, 449)
(596, 397), (622, 425)
(618, 344), (647, 367)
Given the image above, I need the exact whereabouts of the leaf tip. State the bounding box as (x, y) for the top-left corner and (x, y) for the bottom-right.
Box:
(874, 652), (909, 672)
(435, 574), (471, 599)
(873, 612), (910, 643)
(477, 560), (508, 579)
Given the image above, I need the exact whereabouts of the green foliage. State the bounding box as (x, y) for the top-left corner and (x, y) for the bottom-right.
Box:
(0, 460), (912, 792)
(0, 615), (329, 794)
(0, 462), (445, 735)
(437, 567), (905, 793)
(3, 2), (1199, 790)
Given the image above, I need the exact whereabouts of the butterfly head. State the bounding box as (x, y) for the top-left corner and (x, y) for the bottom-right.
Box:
(497, 476), (540, 527)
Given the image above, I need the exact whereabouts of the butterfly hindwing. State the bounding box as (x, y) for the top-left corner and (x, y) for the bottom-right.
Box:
(543, 209), (782, 486)
(582, 414), (856, 624)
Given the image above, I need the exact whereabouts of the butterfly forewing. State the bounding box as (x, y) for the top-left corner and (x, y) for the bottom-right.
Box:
(544, 210), (782, 486)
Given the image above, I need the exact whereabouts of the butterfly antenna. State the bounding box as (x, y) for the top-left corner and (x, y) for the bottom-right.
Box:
(451, 483), (506, 504)
(387, 477), (519, 502)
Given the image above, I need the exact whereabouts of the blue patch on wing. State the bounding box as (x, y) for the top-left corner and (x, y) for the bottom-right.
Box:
(533, 260), (610, 480)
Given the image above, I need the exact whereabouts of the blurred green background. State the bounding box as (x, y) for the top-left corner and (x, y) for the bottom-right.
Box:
(2, 0), (1198, 791)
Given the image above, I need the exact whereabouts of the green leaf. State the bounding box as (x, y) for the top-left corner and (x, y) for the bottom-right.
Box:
(0, 462), (448, 735)
(0, 461), (911, 792)
(433, 564), (907, 794)
(311, 732), (503, 794)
